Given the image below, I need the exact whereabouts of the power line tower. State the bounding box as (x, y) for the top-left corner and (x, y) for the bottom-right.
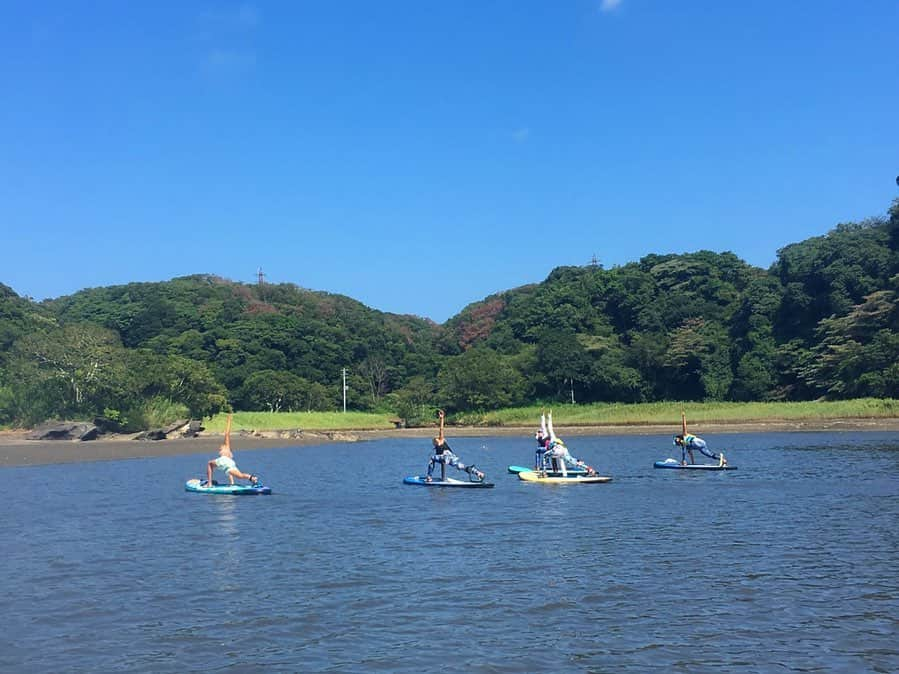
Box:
(256, 267), (267, 301)
(590, 254), (599, 267)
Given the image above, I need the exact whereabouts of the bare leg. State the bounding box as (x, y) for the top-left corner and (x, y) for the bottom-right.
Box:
(207, 460), (216, 485)
(228, 468), (256, 484)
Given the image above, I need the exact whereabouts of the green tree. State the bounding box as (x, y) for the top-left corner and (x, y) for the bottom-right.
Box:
(387, 376), (436, 426)
(801, 280), (899, 398)
(357, 355), (392, 406)
(773, 218), (894, 344)
(10, 324), (131, 417)
(129, 351), (228, 419)
(240, 370), (307, 412)
(437, 348), (526, 412)
(663, 318), (732, 400)
(533, 329), (594, 402)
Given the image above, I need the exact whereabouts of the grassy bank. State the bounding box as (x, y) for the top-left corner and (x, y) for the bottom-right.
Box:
(205, 399), (899, 432)
(455, 399), (899, 426)
(204, 411), (399, 433)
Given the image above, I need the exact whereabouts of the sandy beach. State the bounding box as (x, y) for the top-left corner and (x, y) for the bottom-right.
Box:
(2, 418), (898, 467)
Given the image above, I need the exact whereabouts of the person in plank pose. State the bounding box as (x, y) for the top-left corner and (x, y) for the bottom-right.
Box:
(206, 413), (259, 486)
(541, 410), (596, 475)
(425, 410), (485, 482)
(673, 411), (727, 466)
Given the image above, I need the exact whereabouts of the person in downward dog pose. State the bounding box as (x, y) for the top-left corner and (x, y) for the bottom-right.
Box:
(206, 414), (259, 486)
(540, 411), (596, 475)
(425, 410), (485, 482)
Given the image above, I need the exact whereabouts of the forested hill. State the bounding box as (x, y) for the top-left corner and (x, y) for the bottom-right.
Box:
(1, 200), (897, 428)
(2, 275), (446, 426)
(444, 204), (898, 405)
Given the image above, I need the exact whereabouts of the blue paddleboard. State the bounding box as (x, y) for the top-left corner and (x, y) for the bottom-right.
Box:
(653, 459), (736, 471)
(403, 476), (494, 488)
(185, 478), (272, 494)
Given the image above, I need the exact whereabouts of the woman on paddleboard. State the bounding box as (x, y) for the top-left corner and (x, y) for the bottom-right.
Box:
(674, 412), (727, 466)
(540, 411), (596, 475)
(206, 414), (259, 486)
(425, 410), (485, 482)
(542, 438), (596, 475)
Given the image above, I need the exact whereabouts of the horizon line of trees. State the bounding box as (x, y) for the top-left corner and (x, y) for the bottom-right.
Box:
(1, 199), (897, 429)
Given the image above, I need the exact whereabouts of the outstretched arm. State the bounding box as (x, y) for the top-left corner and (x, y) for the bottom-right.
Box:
(437, 409), (445, 444)
(223, 413), (232, 451)
(547, 410), (558, 443)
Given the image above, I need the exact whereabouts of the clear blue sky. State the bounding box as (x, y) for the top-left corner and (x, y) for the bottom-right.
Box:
(2, 1), (897, 322)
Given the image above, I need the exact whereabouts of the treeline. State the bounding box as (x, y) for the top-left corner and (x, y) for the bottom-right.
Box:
(1, 200), (897, 429)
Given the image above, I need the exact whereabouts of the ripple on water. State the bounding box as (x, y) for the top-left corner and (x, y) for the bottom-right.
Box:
(2, 433), (899, 673)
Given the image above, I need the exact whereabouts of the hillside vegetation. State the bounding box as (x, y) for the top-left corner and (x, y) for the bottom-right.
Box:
(1, 199), (897, 430)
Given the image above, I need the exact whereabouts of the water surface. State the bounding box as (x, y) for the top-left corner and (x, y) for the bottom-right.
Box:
(3, 432), (898, 672)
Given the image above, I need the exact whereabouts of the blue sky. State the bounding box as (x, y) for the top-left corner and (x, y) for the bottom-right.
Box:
(2, 1), (897, 322)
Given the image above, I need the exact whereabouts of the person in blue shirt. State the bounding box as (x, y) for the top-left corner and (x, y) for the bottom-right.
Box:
(674, 432), (727, 466)
(674, 411), (727, 466)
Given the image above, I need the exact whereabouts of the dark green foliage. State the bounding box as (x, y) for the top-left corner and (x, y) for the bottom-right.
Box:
(437, 348), (527, 412)
(661, 318), (733, 400)
(800, 277), (899, 398)
(3, 276), (442, 425)
(386, 376), (437, 426)
(772, 216), (896, 344)
(239, 370), (332, 412)
(2, 199), (898, 427)
(533, 328), (593, 400)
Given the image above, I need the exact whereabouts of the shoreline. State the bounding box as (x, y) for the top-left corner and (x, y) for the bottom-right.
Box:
(2, 418), (898, 467)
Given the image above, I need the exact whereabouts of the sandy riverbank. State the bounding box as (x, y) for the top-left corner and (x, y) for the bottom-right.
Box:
(2, 418), (899, 467)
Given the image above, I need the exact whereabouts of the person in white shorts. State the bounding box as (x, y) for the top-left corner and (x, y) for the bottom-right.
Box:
(206, 414), (258, 486)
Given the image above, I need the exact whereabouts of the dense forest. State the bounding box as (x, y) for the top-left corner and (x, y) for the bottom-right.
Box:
(2, 200), (897, 429)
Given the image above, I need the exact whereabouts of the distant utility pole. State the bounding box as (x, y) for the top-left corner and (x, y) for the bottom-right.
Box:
(342, 368), (348, 413)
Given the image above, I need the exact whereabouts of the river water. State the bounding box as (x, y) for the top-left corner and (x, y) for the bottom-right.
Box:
(3, 431), (898, 673)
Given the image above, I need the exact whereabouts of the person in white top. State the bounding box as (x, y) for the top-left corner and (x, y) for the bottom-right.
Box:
(206, 414), (259, 486)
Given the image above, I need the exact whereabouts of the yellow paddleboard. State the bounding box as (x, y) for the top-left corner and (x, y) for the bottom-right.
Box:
(517, 470), (612, 484)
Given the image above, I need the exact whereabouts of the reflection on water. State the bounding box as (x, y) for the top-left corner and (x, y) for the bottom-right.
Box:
(213, 494), (238, 530)
(210, 497), (240, 590)
(2, 432), (898, 673)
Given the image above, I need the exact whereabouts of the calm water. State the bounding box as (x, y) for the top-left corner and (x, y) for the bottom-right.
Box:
(3, 432), (898, 673)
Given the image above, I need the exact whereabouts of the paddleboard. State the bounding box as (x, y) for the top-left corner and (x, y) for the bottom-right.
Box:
(403, 476), (494, 488)
(185, 478), (272, 495)
(653, 459), (736, 471)
(517, 470), (612, 484)
(507, 464), (588, 476)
